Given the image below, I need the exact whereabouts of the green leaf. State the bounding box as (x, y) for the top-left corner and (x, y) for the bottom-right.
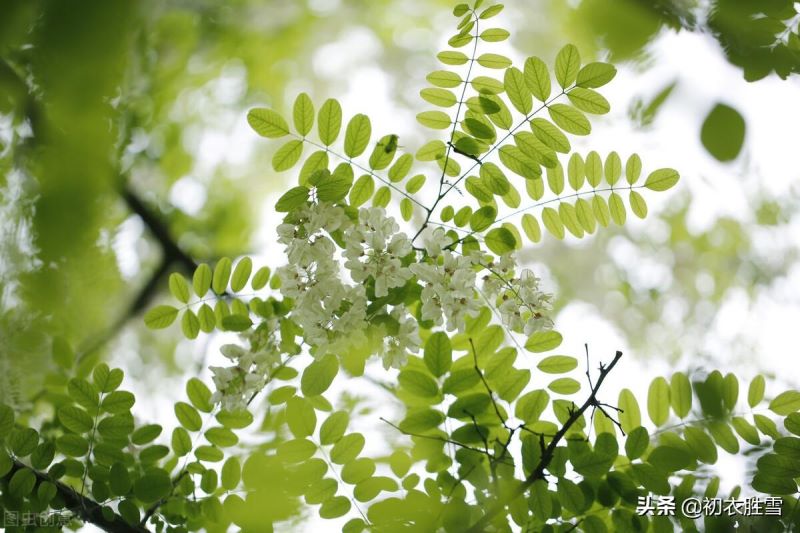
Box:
(531, 118), (570, 153)
(548, 377), (580, 395)
(293, 92), (314, 136)
(748, 375), (766, 407)
(731, 416), (760, 445)
(212, 257), (232, 295)
(770, 391), (800, 415)
(320, 496), (352, 519)
(205, 427), (238, 448)
(437, 50), (469, 65)
(134, 470), (172, 503)
(132, 424), (162, 445)
(221, 457), (241, 490)
(557, 478), (585, 513)
(68, 378), (100, 410)
(320, 411), (349, 446)
(521, 213), (541, 243)
(272, 140), (304, 172)
(417, 110), (452, 129)
(286, 396), (317, 438)
(399, 370), (439, 398)
(369, 135), (399, 170)
(31, 441), (55, 470)
(608, 192), (626, 225)
(701, 103), (745, 162)
(187, 378), (213, 413)
(567, 88), (610, 114)
(469, 205), (496, 232)
(504, 67), (532, 114)
(193, 263), (212, 297)
(229, 258), (253, 294)
(406, 175), (426, 195)
(559, 202), (583, 238)
(427, 70), (462, 88)
(625, 427), (650, 459)
(217, 409), (254, 429)
(388, 153), (413, 183)
(684, 426), (718, 464)
(424, 332), (453, 377)
(175, 401), (203, 432)
(349, 175), (374, 207)
(516, 390), (549, 424)
(9, 468), (36, 498)
(554, 44), (580, 89)
(57, 434), (89, 457)
(331, 433), (365, 464)
(576, 62), (617, 88)
(171, 427), (192, 456)
(752, 473), (798, 495)
(196, 445), (224, 462)
(421, 88), (457, 107)
(93, 364), (124, 393)
(97, 414), (134, 439)
(629, 191), (648, 219)
(618, 389), (641, 433)
(101, 391), (136, 414)
(221, 314), (252, 331)
(542, 206), (565, 239)
(648, 377), (670, 426)
(144, 305), (179, 329)
(275, 186), (310, 212)
(485, 227), (516, 254)
(479, 4), (503, 18)
(342, 457), (376, 485)
(524, 56), (551, 102)
(168, 273), (190, 304)
(399, 409), (444, 434)
(648, 446), (690, 472)
(670, 372), (692, 418)
(471, 76), (505, 94)
(181, 309), (200, 339)
(109, 463), (132, 496)
(477, 53), (511, 69)
(644, 168), (680, 192)
(548, 104), (590, 135)
(480, 28), (509, 42)
(708, 421), (739, 454)
(625, 153), (641, 185)
(525, 330), (562, 353)
(574, 198), (595, 234)
(317, 174), (353, 202)
(251, 266), (271, 290)
(537, 355), (577, 374)
(318, 98), (342, 146)
(248, 108), (290, 138)
(301, 354), (339, 396)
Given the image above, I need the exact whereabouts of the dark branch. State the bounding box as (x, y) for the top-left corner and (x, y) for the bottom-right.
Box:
(465, 350), (623, 533)
(6, 460), (149, 533)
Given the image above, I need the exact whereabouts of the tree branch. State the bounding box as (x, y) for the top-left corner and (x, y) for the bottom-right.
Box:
(465, 350), (623, 533)
(5, 460), (149, 533)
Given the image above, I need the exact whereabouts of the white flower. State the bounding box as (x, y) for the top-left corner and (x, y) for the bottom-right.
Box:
(380, 306), (420, 369)
(479, 256), (553, 335)
(343, 207), (412, 297)
(420, 226), (453, 257)
(410, 251), (480, 332)
(209, 320), (282, 409)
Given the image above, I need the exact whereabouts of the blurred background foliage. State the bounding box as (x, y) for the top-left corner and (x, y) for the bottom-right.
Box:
(1, 0), (800, 407)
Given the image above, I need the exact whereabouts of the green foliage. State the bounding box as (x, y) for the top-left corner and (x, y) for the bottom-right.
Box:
(3, 2), (798, 533)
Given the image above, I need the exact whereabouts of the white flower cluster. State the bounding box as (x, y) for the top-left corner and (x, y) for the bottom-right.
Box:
(482, 253), (553, 335)
(274, 203), (418, 368)
(210, 320), (282, 409)
(410, 227), (480, 332)
(379, 306), (421, 370)
(343, 207), (412, 298)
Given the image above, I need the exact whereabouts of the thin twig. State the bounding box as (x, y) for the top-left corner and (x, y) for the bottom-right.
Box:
(465, 350), (623, 532)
